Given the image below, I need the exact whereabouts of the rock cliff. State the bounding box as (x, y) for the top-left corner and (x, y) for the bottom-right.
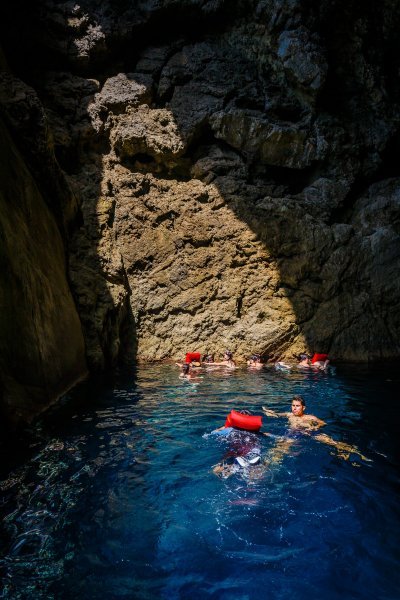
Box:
(1, 0), (400, 418)
(0, 110), (87, 423)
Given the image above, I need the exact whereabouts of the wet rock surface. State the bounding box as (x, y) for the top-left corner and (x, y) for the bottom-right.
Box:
(1, 0), (400, 417)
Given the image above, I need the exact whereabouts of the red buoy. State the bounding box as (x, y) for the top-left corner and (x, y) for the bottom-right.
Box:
(185, 352), (201, 363)
(311, 353), (329, 364)
(224, 410), (262, 432)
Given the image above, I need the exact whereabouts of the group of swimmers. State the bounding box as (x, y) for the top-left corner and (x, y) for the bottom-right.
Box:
(176, 350), (236, 378)
(177, 350), (330, 378)
(211, 395), (371, 479)
(174, 351), (370, 478)
(249, 352), (330, 371)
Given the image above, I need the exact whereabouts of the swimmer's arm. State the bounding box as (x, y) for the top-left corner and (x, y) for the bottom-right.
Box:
(262, 406), (286, 418)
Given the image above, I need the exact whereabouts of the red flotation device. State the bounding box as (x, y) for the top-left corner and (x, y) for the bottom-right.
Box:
(311, 353), (329, 364)
(185, 352), (201, 363)
(224, 410), (262, 432)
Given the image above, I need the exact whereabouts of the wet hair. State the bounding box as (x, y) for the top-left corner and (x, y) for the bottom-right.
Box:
(292, 395), (305, 406)
(299, 353), (308, 360)
(202, 354), (214, 363)
(182, 364), (190, 374)
(224, 350), (233, 360)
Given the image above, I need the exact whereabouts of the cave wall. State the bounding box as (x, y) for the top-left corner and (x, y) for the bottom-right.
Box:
(1, 0), (400, 385)
(0, 114), (87, 423)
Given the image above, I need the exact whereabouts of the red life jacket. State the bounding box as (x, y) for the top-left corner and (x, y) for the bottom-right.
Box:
(185, 352), (201, 363)
(311, 353), (329, 364)
(224, 410), (262, 432)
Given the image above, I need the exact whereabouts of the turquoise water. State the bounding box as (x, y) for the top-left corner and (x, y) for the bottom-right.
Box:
(0, 365), (399, 599)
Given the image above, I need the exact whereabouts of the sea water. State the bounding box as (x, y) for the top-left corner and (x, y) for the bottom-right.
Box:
(0, 365), (399, 599)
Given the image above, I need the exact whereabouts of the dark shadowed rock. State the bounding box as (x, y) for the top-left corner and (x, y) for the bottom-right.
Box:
(0, 118), (87, 423)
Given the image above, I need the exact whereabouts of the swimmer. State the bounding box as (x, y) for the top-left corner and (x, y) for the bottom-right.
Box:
(178, 363), (200, 379)
(201, 354), (221, 369)
(297, 354), (311, 369)
(247, 354), (264, 369)
(263, 395), (325, 429)
(212, 428), (292, 480)
(179, 363), (191, 378)
(262, 396), (371, 462)
(212, 427), (264, 479)
(202, 354), (215, 363)
(211, 410), (270, 479)
(206, 350), (237, 369)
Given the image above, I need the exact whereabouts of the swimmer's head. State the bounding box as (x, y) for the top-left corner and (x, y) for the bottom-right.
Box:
(291, 395), (305, 416)
(224, 350), (233, 360)
(181, 364), (190, 374)
(202, 354), (214, 363)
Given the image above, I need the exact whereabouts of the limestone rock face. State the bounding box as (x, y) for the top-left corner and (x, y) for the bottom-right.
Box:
(112, 172), (299, 359)
(1, 0), (400, 380)
(111, 106), (185, 164)
(210, 110), (327, 168)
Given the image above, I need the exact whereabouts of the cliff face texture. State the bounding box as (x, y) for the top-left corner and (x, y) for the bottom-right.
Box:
(1, 0), (400, 416)
(0, 101), (87, 423)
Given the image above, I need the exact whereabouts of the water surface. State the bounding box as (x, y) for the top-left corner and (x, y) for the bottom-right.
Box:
(0, 365), (399, 599)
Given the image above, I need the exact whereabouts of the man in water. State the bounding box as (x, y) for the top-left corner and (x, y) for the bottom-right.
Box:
(212, 397), (370, 479)
(262, 396), (371, 462)
(212, 399), (314, 479)
(263, 395), (325, 429)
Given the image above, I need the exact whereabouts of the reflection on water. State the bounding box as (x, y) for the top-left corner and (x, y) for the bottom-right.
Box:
(0, 365), (399, 599)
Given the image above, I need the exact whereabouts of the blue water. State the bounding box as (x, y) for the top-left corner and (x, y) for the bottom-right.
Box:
(0, 365), (399, 600)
